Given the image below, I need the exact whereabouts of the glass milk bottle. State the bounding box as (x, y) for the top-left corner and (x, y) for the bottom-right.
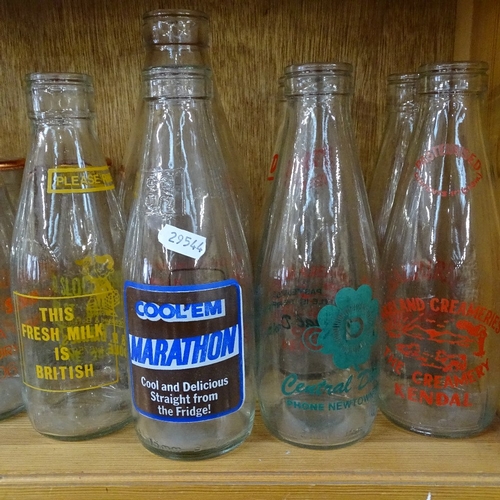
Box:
(11, 73), (131, 439)
(118, 9), (252, 247)
(123, 66), (255, 460)
(368, 72), (418, 245)
(379, 61), (500, 437)
(0, 181), (23, 420)
(255, 63), (381, 449)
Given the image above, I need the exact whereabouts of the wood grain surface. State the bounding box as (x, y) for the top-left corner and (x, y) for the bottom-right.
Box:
(2, 409), (500, 498)
(0, 0), (456, 251)
(455, 0), (500, 177)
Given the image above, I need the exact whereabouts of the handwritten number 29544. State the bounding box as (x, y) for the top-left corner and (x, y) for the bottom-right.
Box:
(167, 231), (204, 252)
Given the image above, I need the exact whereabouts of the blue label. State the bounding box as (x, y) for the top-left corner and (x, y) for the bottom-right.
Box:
(124, 279), (245, 423)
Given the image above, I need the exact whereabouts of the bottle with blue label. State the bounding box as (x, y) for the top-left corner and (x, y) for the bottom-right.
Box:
(118, 9), (252, 252)
(255, 63), (381, 448)
(123, 65), (255, 459)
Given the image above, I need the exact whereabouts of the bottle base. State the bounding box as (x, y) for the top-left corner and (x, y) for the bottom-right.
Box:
(34, 416), (133, 442)
(266, 426), (372, 450)
(260, 401), (375, 449)
(381, 408), (492, 439)
(137, 426), (252, 460)
(0, 404), (24, 421)
(23, 385), (133, 440)
(0, 378), (25, 420)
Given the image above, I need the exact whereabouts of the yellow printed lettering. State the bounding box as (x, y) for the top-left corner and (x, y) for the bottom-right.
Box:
(48, 167), (114, 193)
(35, 364), (94, 380)
(39, 306), (74, 323)
(54, 346), (70, 361)
(64, 306), (74, 321)
(84, 364), (94, 377)
(44, 366), (55, 380)
(66, 323), (106, 342)
(21, 324), (60, 341)
(108, 343), (127, 357)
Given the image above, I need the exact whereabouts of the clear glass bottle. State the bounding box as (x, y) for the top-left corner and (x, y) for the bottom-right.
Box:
(368, 73), (418, 245)
(0, 158), (25, 211)
(123, 66), (255, 460)
(258, 75), (288, 253)
(255, 63), (381, 449)
(118, 9), (252, 248)
(265, 75), (287, 190)
(0, 180), (23, 420)
(379, 61), (500, 438)
(11, 73), (131, 440)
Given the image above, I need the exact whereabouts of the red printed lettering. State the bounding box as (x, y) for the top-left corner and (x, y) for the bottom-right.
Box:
(393, 383), (472, 408)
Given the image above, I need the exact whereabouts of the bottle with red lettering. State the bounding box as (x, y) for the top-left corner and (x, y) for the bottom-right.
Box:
(118, 9), (252, 249)
(258, 74), (288, 253)
(368, 72), (418, 245)
(255, 63), (381, 448)
(11, 73), (131, 439)
(0, 182), (23, 419)
(265, 75), (287, 193)
(379, 61), (500, 437)
(122, 66), (255, 459)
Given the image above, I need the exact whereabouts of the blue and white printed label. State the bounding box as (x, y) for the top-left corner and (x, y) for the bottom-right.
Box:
(124, 279), (245, 422)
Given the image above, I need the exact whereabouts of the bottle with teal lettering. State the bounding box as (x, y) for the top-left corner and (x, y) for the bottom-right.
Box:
(122, 65), (255, 459)
(10, 73), (131, 439)
(255, 63), (382, 448)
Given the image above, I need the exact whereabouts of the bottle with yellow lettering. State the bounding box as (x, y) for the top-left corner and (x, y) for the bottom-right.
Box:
(123, 66), (255, 459)
(0, 182), (23, 420)
(379, 62), (500, 437)
(11, 73), (131, 439)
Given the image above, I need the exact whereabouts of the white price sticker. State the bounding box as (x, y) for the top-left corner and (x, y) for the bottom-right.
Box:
(158, 223), (207, 259)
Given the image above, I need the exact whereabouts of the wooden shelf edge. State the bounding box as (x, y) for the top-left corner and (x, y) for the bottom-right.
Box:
(2, 410), (500, 499)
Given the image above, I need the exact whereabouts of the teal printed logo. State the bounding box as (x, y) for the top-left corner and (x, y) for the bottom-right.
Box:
(304, 285), (379, 370)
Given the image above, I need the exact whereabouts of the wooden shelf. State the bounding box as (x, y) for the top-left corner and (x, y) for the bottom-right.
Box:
(2, 409), (500, 499)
